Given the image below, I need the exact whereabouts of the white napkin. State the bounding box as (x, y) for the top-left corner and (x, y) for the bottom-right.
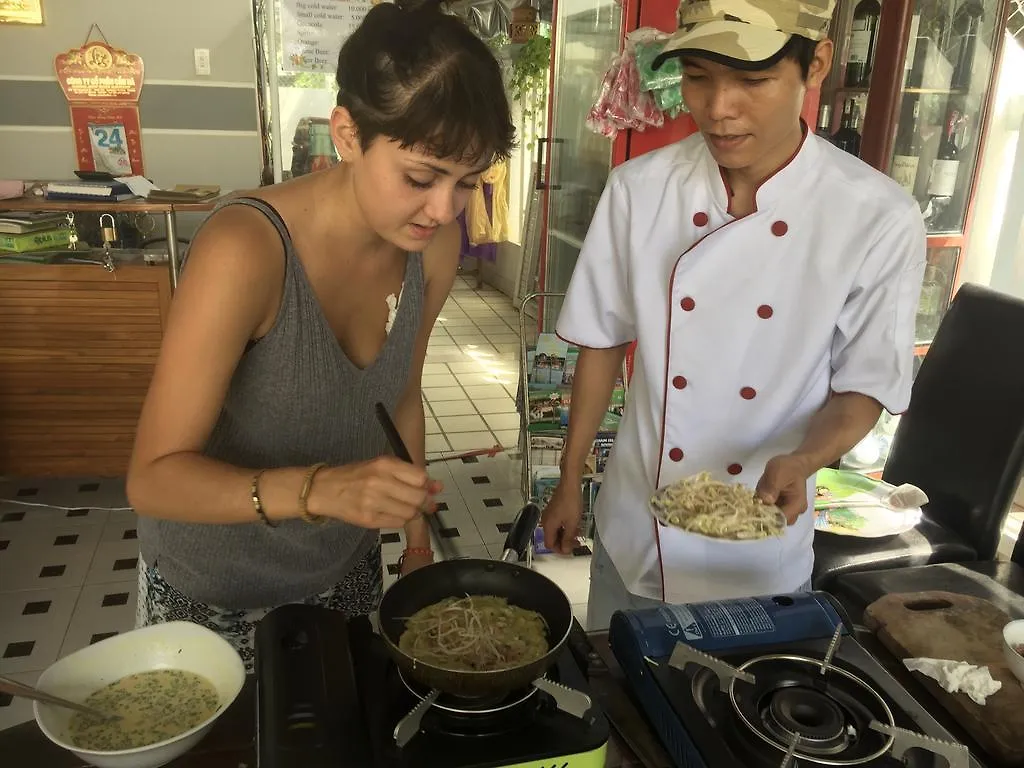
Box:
(904, 657), (1002, 705)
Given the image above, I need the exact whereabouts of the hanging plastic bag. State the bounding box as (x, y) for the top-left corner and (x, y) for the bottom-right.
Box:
(585, 53), (624, 138)
(586, 27), (685, 139)
(634, 36), (682, 93)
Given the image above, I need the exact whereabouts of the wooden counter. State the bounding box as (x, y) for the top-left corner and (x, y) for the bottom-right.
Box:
(0, 258), (170, 476)
(1, 194), (221, 290)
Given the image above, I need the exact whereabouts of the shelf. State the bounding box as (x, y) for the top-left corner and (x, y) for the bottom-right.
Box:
(0, 195), (220, 214)
(903, 88), (969, 96)
(548, 228), (585, 250)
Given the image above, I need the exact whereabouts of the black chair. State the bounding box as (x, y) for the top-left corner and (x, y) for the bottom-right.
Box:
(812, 283), (1024, 591)
(828, 516), (1024, 625)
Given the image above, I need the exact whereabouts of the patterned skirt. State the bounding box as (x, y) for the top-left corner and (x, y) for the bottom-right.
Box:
(135, 545), (383, 672)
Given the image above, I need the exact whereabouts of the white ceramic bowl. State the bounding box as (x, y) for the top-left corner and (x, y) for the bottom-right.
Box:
(1003, 619), (1024, 686)
(33, 621), (245, 768)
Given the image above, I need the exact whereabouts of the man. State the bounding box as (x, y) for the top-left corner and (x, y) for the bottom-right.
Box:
(541, 0), (926, 629)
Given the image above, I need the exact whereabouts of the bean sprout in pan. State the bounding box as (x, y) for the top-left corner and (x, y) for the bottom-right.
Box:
(651, 472), (786, 540)
(398, 595), (549, 672)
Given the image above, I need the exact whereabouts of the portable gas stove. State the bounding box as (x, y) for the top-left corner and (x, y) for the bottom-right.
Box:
(609, 591), (983, 768)
(255, 603), (610, 768)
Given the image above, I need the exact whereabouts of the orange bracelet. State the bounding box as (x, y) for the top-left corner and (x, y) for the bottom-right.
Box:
(397, 547), (434, 573)
(402, 547), (434, 558)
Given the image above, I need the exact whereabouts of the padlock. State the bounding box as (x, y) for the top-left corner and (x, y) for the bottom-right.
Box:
(100, 213), (118, 249)
(65, 212), (80, 250)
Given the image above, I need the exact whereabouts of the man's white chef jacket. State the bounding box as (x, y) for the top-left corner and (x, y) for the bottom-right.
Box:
(555, 130), (927, 604)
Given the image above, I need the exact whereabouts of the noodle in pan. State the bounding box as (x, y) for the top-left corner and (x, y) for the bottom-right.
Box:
(398, 595), (549, 672)
(651, 472), (786, 540)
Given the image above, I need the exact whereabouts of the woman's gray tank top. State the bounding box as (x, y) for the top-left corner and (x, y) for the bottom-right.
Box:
(137, 197), (424, 609)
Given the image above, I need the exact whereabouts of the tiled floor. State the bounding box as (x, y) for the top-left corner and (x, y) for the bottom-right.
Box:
(0, 276), (591, 733)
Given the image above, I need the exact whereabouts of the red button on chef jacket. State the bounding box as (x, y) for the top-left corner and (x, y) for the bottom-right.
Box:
(740, 387), (757, 400)
(757, 304), (774, 319)
(727, 463), (743, 475)
(673, 376), (688, 390)
(771, 221), (789, 237)
(693, 212), (709, 227)
(669, 448), (684, 462)
(680, 296), (696, 311)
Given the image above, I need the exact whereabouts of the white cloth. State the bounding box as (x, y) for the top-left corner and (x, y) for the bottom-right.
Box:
(556, 131), (926, 605)
(904, 658), (1002, 705)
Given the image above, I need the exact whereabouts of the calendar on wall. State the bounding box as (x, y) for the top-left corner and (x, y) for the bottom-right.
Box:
(54, 41), (146, 176)
(0, 0), (43, 25)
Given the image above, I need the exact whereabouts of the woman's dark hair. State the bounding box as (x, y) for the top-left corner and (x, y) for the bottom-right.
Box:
(335, 0), (516, 164)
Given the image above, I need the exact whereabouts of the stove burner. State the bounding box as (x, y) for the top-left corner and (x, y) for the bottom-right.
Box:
(762, 686), (851, 755)
(727, 653), (897, 766)
(397, 666), (538, 715)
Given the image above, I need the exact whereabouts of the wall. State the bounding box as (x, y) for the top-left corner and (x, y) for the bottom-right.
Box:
(963, 32), (1024, 300)
(0, 0), (262, 193)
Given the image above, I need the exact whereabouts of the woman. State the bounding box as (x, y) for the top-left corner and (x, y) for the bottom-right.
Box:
(126, 0), (515, 669)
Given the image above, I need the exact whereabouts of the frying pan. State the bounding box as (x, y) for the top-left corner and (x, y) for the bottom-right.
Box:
(376, 502), (574, 698)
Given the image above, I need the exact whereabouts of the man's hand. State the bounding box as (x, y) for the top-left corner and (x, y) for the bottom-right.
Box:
(541, 482), (584, 554)
(756, 454), (815, 524)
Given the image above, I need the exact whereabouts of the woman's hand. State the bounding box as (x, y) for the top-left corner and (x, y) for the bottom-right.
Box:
(398, 549), (435, 576)
(310, 457), (439, 529)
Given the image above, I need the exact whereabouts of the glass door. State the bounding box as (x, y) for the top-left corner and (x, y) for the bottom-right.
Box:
(539, 0), (623, 331)
(884, 0), (1002, 236)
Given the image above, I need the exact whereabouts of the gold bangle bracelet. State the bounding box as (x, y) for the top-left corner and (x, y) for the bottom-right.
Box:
(299, 462), (329, 524)
(250, 469), (277, 528)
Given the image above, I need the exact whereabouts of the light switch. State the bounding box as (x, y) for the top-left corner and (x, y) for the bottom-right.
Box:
(194, 48), (211, 76)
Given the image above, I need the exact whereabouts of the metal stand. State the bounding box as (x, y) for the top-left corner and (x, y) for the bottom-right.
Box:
(516, 292), (629, 538)
(164, 210), (180, 289)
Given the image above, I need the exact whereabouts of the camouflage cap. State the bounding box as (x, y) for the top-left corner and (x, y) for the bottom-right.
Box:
(654, 0), (836, 69)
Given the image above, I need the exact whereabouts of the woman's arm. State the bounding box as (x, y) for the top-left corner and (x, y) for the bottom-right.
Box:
(127, 207), (432, 529)
(392, 222), (462, 559)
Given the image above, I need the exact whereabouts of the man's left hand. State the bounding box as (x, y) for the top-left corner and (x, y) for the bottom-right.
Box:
(756, 454), (815, 525)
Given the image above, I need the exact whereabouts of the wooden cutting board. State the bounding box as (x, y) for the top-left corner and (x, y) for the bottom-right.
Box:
(864, 591), (1024, 767)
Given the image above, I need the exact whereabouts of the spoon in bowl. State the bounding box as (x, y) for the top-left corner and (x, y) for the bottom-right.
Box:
(815, 482), (929, 511)
(0, 674), (121, 722)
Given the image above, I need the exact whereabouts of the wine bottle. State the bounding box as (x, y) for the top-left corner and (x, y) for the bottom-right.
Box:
(903, 15), (921, 86)
(846, 0), (881, 87)
(891, 100), (922, 195)
(950, 2), (983, 90)
(927, 109), (962, 199)
(833, 99), (862, 157)
(816, 103), (833, 140)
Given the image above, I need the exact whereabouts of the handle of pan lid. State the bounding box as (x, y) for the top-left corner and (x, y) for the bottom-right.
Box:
(500, 503), (542, 564)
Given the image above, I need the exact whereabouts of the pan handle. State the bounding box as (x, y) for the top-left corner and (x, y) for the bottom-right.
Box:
(500, 503), (542, 564)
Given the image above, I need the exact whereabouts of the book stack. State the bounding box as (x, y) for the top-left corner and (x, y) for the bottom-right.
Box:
(523, 333), (625, 435)
(0, 212), (73, 255)
(44, 179), (135, 202)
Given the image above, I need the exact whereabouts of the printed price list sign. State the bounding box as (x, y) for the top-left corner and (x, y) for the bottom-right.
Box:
(280, 0), (375, 72)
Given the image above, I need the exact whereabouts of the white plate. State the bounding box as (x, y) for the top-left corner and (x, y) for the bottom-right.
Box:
(813, 468), (922, 538)
(813, 497), (922, 538)
(649, 492), (787, 542)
